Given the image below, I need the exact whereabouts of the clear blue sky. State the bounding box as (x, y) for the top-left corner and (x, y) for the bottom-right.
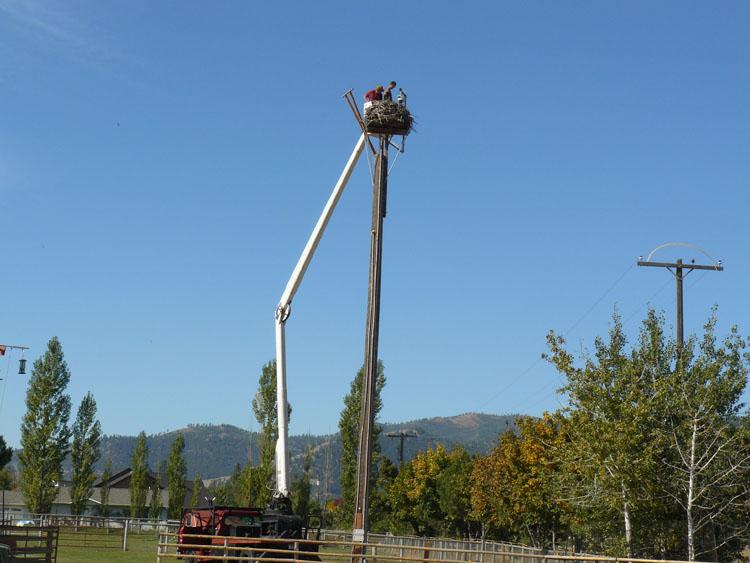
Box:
(1, 1), (748, 448)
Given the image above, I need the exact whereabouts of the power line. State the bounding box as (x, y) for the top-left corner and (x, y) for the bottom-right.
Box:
(507, 268), (718, 415)
(475, 262), (635, 411)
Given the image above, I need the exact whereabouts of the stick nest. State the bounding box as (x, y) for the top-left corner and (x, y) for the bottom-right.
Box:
(365, 102), (414, 135)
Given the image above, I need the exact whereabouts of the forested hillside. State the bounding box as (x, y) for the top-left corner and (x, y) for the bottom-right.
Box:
(66, 412), (516, 494)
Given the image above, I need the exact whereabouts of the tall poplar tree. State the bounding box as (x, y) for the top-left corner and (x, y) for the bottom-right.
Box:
(100, 458), (112, 517)
(167, 434), (187, 519)
(291, 444), (313, 525)
(19, 337), (72, 514)
(130, 431), (149, 518)
(252, 359), (291, 505)
(337, 361), (385, 525)
(70, 392), (102, 515)
(149, 483), (162, 520)
(190, 473), (202, 509)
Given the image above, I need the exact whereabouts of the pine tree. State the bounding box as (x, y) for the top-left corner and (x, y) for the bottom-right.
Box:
(70, 392), (102, 515)
(191, 473), (202, 509)
(19, 337), (72, 514)
(338, 361), (386, 525)
(0, 436), (11, 471)
(0, 468), (15, 492)
(100, 458), (112, 517)
(130, 431), (149, 518)
(0, 436), (12, 494)
(149, 483), (162, 520)
(167, 434), (187, 519)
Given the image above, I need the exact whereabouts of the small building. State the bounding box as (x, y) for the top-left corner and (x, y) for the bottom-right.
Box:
(0, 468), (205, 521)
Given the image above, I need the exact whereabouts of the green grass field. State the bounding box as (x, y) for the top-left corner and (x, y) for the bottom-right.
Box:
(56, 529), (158, 563)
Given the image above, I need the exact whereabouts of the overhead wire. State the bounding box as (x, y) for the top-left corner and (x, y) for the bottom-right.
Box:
(503, 265), (716, 416)
(474, 261), (636, 412)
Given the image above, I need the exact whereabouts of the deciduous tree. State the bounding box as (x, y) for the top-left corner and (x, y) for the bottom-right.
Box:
(471, 414), (567, 548)
(19, 337), (72, 514)
(436, 447), (476, 539)
(130, 431), (149, 518)
(338, 361), (385, 525)
(292, 444), (313, 525)
(70, 392), (102, 515)
(252, 359), (291, 505)
(191, 473), (202, 509)
(149, 483), (162, 520)
(659, 313), (750, 561)
(100, 458), (112, 517)
(389, 444), (453, 536)
(545, 312), (666, 557)
(167, 434), (187, 519)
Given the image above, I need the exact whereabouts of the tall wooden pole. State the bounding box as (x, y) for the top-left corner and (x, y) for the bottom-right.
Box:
(676, 258), (684, 353)
(352, 135), (388, 549)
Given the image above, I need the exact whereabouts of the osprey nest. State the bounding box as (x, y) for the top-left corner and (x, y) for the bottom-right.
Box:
(365, 101), (414, 136)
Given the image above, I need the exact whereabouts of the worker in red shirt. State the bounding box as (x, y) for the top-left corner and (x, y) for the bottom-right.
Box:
(364, 85), (384, 102)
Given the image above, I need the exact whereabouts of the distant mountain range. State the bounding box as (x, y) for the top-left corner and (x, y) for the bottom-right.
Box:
(12, 412), (518, 496)
(102, 412), (518, 494)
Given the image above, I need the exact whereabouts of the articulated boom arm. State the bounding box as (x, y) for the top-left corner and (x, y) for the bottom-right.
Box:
(273, 133), (366, 498)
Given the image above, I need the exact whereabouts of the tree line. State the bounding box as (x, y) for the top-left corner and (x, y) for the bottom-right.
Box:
(0, 337), (193, 520)
(379, 310), (749, 562)
(4, 307), (748, 562)
(214, 309), (750, 563)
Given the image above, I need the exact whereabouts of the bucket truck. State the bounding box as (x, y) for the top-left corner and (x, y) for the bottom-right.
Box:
(176, 133), (366, 561)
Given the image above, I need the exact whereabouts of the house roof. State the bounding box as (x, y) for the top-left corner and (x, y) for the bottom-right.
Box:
(94, 467), (132, 488)
(0, 486), (170, 508)
(2, 479), (207, 511)
(95, 468), (201, 493)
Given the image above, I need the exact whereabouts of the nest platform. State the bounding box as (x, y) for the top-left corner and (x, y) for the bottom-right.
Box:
(365, 101), (413, 136)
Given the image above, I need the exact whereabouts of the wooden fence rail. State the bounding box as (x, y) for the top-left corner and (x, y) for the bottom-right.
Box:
(156, 532), (704, 563)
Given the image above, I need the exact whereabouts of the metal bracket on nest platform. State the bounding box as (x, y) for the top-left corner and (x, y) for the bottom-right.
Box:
(343, 89), (377, 155)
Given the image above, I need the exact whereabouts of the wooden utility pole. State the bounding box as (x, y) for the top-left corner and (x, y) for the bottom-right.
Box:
(386, 430), (417, 470)
(352, 136), (388, 549)
(637, 257), (723, 355)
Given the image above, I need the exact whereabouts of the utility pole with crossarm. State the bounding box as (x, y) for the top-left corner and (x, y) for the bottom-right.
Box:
(637, 243), (723, 357)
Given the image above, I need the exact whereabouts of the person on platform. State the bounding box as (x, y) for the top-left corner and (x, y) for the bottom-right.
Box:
(383, 81), (397, 101)
(364, 85), (384, 102)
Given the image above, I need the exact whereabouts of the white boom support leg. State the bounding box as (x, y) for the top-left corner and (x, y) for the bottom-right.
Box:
(273, 133), (366, 498)
(274, 310), (290, 496)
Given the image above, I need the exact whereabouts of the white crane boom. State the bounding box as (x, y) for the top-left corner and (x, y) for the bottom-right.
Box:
(273, 133), (366, 497)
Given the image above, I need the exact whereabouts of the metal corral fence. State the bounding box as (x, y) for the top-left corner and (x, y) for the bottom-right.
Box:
(0, 525), (58, 562)
(156, 532), (701, 563)
(24, 514), (179, 552)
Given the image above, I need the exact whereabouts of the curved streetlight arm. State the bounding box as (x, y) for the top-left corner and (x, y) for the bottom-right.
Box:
(273, 133), (366, 498)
